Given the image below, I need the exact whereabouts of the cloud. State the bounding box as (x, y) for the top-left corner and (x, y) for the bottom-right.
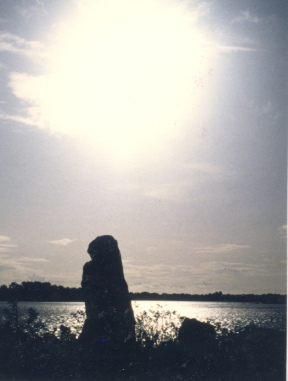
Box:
(106, 161), (226, 203)
(194, 244), (250, 255)
(0, 31), (43, 57)
(16, 0), (48, 17)
(203, 261), (258, 272)
(199, 261), (277, 286)
(205, 29), (262, 54)
(19, 257), (50, 263)
(27, 273), (46, 282)
(214, 45), (261, 53)
(140, 164), (225, 202)
(107, 179), (190, 202)
(0, 236), (12, 242)
(0, 111), (40, 127)
(0, 236), (17, 252)
(0, 255), (49, 285)
(231, 10), (260, 24)
(48, 238), (76, 246)
(206, 39), (262, 53)
(125, 262), (212, 291)
(278, 225), (287, 238)
(142, 182), (190, 202)
(124, 252), (285, 294)
(0, 265), (14, 272)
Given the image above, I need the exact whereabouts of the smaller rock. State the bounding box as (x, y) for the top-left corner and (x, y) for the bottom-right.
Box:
(178, 318), (216, 347)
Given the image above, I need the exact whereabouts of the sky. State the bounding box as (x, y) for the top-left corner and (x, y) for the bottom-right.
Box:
(0, 0), (287, 294)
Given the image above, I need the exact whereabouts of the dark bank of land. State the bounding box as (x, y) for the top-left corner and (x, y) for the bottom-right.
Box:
(0, 281), (286, 304)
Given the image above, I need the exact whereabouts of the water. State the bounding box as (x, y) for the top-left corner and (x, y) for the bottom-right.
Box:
(0, 300), (286, 337)
(134, 300), (286, 332)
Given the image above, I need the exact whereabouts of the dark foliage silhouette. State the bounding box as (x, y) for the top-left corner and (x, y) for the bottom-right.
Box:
(0, 301), (286, 381)
(0, 282), (286, 303)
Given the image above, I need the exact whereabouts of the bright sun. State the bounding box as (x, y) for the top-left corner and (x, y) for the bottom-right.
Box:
(11, 0), (213, 160)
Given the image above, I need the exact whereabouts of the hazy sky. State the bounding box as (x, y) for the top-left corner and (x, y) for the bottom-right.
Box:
(0, 0), (286, 294)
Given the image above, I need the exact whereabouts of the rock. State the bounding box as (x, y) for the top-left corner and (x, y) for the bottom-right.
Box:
(79, 235), (135, 347)
(178, 318), (216, 348)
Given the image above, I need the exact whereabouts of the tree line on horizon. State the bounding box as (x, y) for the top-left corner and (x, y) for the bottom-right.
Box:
(0, 282), (286, 304)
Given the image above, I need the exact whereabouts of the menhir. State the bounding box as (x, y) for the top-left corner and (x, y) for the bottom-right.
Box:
(79, 235), (135, 346)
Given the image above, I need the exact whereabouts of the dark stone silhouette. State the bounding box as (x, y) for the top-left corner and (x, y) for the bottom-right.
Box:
(178, 318), (216, 349)
(79, 235), (135, 347)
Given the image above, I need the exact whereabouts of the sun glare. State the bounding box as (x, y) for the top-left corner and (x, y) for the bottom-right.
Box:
(20, 0), (213, 160)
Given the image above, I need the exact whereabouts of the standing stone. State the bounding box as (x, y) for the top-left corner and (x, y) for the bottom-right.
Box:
(79, 235), (135, 347)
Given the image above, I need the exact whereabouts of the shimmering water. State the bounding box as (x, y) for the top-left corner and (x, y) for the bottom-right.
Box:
(135, 301), (286, 331)
(0, 300), (286, 336)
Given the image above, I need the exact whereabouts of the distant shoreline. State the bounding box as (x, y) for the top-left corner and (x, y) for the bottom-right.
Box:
(130, 293), (287, 304)
(0, 282), (286, 304)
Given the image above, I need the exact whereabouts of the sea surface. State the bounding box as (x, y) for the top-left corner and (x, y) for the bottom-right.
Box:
(0, 300), (286, 337)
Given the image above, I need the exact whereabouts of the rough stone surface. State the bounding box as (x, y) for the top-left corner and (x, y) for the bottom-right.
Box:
(79, 235), (135, 346)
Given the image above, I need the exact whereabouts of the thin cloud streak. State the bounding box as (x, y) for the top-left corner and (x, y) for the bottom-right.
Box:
(0, 236), (17, 252)
(19, 257), (51, 263)
(0, 112), (40, 127)
(194, 244), (250, 255)
(0, 236), (12, 242)
(48, 238), (76, 246)
(205, 41), (263, 53)
(216, 45), (263, 52)
(0, 31), (44, 57)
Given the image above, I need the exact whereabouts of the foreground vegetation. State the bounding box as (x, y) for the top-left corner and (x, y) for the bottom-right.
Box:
(0, 302), (286, 381)
(0, 282), (286, 303)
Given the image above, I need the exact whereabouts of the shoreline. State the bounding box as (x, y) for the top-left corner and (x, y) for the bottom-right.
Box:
(0, 296), (286, 304)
